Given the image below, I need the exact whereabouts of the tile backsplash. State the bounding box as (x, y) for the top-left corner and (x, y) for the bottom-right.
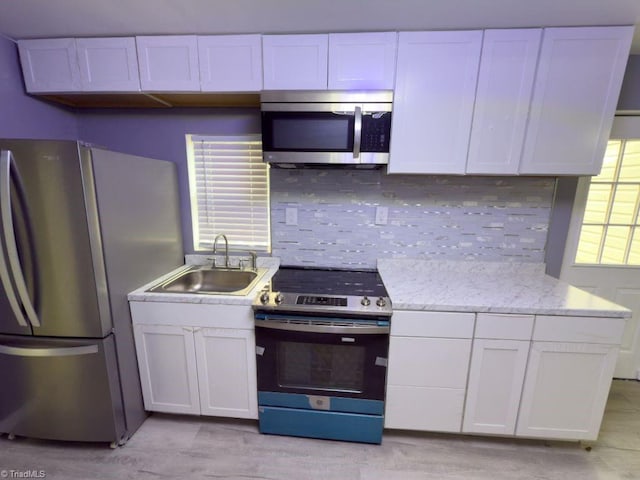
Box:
(270, 169), (555, 269)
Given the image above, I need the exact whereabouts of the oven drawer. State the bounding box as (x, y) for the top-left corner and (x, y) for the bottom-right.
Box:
(258, 391), (384, 415)
(258, 406), (384, 444)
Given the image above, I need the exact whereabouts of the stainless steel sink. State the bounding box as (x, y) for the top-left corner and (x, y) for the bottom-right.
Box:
(148, 266), (267, 295)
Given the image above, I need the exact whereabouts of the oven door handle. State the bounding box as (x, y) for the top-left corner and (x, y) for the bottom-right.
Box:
(254, 318), (389, 335)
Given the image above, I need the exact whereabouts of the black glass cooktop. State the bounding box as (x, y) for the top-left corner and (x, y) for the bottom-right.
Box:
(270, 267), (388, 298)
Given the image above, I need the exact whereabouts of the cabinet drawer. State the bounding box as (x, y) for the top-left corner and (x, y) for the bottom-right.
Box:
(129, 301), (254, 329)
(391, 310), (475, 338)
(533, 315), (625, 344)
(388, 337), (471, 388)
(476, 313), (534, 340)
(385, 385), (465, 432)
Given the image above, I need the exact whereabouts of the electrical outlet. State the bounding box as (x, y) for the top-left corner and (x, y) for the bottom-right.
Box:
(375, 206), (388, 225)
(285, 207), (298, 226)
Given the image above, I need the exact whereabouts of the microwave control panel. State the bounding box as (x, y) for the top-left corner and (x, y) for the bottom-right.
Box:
(361, 112), (392, 152)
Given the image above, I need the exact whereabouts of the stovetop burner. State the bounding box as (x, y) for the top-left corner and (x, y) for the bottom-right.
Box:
(271, 267), (388, 297)
(253, 266), (392, 318)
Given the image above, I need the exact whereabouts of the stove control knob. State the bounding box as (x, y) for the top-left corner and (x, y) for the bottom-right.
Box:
(274, 293), (284, 304)
(361, 296), (371, 306)
(376, 297), (387, 307)
(260, 291), (270, 304)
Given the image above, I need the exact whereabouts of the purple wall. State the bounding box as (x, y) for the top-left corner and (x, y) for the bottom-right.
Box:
(0, 36), (78, 139)
(78, 108), (261, 252)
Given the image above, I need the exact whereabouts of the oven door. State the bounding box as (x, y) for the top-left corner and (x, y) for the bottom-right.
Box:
(254, 314), (389, 403)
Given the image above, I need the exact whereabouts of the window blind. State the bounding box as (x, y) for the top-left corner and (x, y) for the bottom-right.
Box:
(187, 134), (270, 252)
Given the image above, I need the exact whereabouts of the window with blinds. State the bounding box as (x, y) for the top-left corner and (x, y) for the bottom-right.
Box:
(186, 134), (270, 252)
(575, 139), (640, 265)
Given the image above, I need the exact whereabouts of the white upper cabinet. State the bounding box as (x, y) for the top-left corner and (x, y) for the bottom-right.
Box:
(136, 35), (200, 91)
(519, 26), (634, 175)
(76, 37), (140, 92)
(327, 32), (397, 90)
(389, 30), (483, 174)
(466, 29), (541, 174)
(198, 34), (262, 92)
(262, 34), (329, 90)
(18, 38), (81, 92)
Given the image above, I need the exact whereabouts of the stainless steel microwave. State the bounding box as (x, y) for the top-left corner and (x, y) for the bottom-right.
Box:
(260, 90), (393, 168)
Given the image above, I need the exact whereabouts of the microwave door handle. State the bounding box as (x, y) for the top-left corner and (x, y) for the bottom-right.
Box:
(0, 151), (41, 328)
(353, 106), (362, 159)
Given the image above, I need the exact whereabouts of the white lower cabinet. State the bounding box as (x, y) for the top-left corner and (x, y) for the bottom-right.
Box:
(194, 328), (258, 419)
(463, 313), (533, 435)
(463, 339), (530, 435)
(133, 324), (201, 415)
(130, 301), (258, 419)
(385, 311), (474, 432)
(515, 341), (619, 441)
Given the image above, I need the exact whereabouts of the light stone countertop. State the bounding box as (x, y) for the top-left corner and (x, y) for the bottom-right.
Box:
(127, 256), (280, 306)
(377, 259), (631, 318)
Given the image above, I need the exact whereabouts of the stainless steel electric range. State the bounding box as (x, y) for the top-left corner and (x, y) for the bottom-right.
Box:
(252, 266), (392, 444)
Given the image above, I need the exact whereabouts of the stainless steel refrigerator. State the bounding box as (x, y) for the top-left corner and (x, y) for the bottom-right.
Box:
(0, 139), (183, 445)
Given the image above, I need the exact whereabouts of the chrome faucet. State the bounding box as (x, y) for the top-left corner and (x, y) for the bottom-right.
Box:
(212, 234), (229, 268)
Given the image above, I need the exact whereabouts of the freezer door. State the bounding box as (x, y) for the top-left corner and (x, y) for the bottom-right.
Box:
(0, 334), (126, 443)
(0, 141), (111, 338)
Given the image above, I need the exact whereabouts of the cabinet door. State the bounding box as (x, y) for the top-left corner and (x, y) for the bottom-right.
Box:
(385, 336), (471, 432)
(133, 324), (200, 415)
(516, 341), (619, 441)
(198, 34), (262, 92)
(194, 327), (258, 419)
(18, 38), (81, 92)
(389, 31), (482, 174)
(466, 29), (541, 174)
(76, 37), (140, 92)
(136, 35), (200, 91)
(463, 339), (530, 435)
(262, 34), (328, 90)
(520, 26), (633, 175)
(328, 32), (397, 90)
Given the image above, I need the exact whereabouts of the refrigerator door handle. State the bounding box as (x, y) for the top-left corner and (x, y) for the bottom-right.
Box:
(0, 343), (99, 357)
(0, 151), (41, 328)
(0, 151), (29, 327)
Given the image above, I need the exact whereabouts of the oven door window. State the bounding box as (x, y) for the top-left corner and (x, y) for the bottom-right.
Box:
(277, 341), (365, 393)
(255, 325), (388, 401)
(261, 111), (355, 152)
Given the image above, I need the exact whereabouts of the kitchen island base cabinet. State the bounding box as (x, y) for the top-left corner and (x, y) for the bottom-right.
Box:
(130, 302), (258, 420)
(515, 342), (619, 441)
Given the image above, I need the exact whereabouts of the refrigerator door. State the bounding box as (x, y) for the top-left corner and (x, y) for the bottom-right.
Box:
(0, 140), (111, 338)
(0, 334), (126, 443)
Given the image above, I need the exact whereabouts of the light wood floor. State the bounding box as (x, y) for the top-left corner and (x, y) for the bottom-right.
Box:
(0, 379), (638, 480)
